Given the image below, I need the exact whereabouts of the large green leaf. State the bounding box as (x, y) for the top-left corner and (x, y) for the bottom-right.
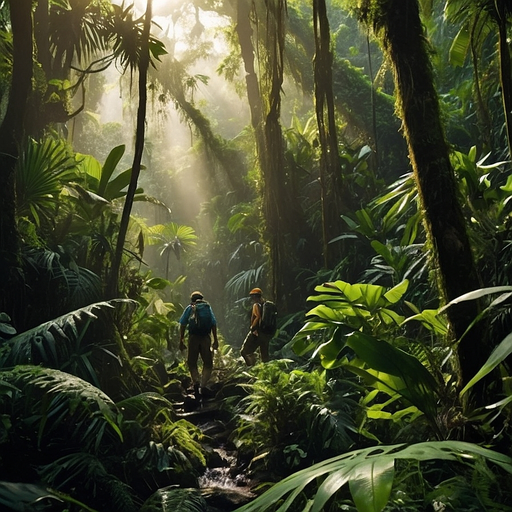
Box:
(104, 168), (133, 200)
(233, 441), (512, 512)
(344, 331), (438, 420)
(98, 144), (125, 196)
(0, 481), (97, 512)
(383, 280), (409, 304)
(16, 137), (78, 225)
(439, 286), (512, 311)
(1, 300), (134, 386)
(349, 457), (395, 512)
(448, 25), (470, 67)
(403, 308), (448, 335)
(0, 365), (122, 451)
(460, 331), (512, 397)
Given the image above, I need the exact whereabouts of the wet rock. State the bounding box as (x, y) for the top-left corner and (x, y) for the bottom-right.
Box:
(200, 485), (256, 511)
(205, 447), (228, 468)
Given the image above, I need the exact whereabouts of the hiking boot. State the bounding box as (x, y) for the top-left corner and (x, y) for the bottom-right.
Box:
(193, 383), (201, 399)
(242, 353), (257, 366)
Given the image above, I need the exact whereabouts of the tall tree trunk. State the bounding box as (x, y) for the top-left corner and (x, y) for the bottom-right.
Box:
(236, 0), (305, 312)
(495, 3), (512, 159)
(313, 0), (347, 267)
(362, 0), (485, 392)
(0, 0), (32, 319)
(261, 0), (291, 309)
(470, 13), (493, 151)
(108, 0), (152, 298)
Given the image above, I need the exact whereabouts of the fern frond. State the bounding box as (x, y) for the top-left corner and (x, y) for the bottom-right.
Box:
(40, 453), (136, 512)
(0, 365), (122, 451)
(1, 300), (135, 376)
(116, 392), (176, 422)
(140, 487), (207, 512)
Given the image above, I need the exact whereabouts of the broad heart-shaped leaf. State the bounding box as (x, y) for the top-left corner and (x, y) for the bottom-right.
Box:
(233, 441), (512, 512)
(76, 152), (102, 183)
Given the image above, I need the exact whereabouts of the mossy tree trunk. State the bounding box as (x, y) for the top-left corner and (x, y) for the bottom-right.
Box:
(313, 0), (355, 268)
(359, 0), (486, 392)
(494, 2), (512, 160)
(236, 0), (307, 312)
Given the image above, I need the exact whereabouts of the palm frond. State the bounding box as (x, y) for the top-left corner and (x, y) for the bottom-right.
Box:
(0, 365), (122, 451)
(147, 222), (198, 247)
(16, 137), (78, 225)
(48, 0), (111, 66)
(0, 481), (89, 512)
(1, 300), (134, 384)
(56, 266), (102, 308)
(225, 265), (267, 298)
(140, 487), (207, 512)
(39, 452), (136, 512)
(116, 392), (176, 422)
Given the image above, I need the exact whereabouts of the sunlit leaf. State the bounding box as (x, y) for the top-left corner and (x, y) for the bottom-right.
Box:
(460, 331), (512, 397)
(448, 25), (469, 67)
(349, 457), (394, 512)
(383, 280), (409, 304)
(440, 286), (512, 312)
(234, 441), (512, 512)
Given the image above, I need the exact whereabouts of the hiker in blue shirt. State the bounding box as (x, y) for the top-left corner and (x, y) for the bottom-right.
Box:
(179, 291), (219, 398)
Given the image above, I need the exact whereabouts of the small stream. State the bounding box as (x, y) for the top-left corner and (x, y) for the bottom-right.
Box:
(175, 403), (256, 509)
(198, 446), (256, 510)
(198, 447), (248, 489)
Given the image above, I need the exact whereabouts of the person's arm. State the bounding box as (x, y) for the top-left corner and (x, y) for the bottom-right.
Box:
(179, 323), (186, 351)
(211, 324), (219, 350)
(250, 303), (262, 335)
(179, 306), (190, 351)
(210, 307), (219, 350)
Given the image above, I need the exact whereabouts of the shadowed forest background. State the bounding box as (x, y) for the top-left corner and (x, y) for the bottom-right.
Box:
(1, 0), (512, 510)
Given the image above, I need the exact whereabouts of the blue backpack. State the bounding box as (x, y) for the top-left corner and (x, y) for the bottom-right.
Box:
(188, 301), (214, 335)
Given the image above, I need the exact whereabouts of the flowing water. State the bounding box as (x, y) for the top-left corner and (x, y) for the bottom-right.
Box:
(198, 446), (256, 510)
(176, 399), (256, 508)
